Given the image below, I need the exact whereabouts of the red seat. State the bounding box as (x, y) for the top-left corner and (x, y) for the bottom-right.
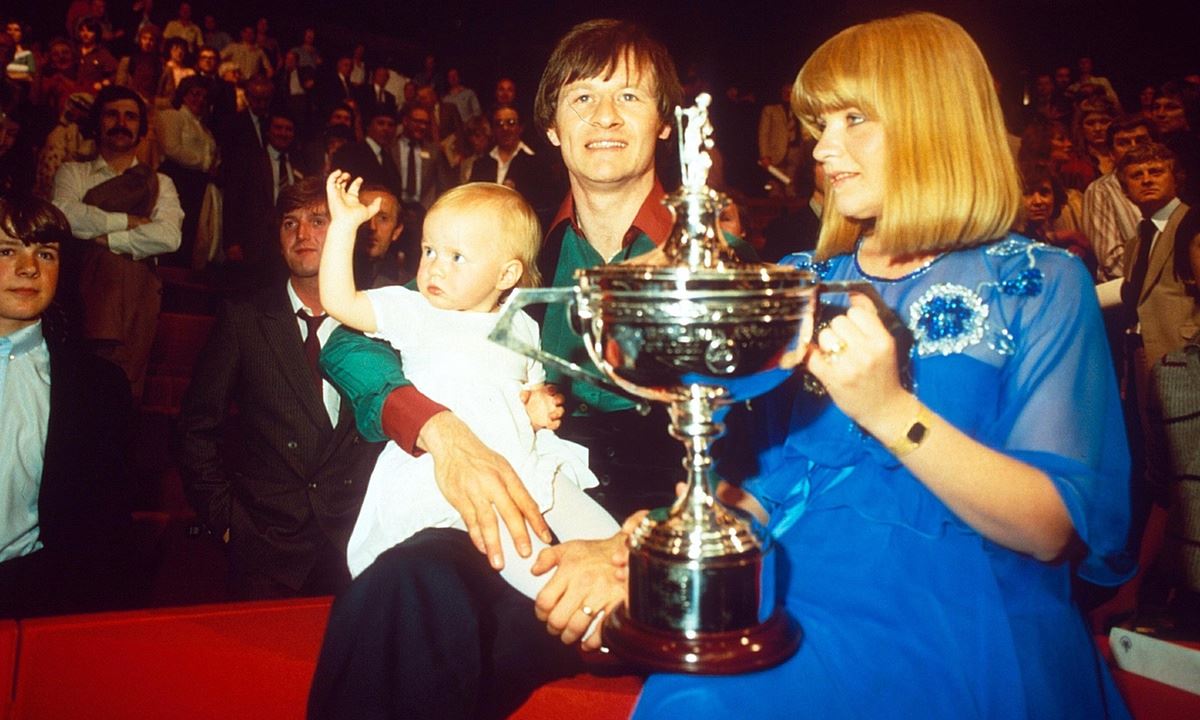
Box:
(0, 620), (17, 719)
(142, 312), (215, 414)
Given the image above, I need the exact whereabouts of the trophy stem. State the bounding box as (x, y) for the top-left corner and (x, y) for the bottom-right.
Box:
(666, 385), (726, 519)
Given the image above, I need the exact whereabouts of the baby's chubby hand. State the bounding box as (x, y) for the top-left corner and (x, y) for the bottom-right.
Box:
(325, 170), (381, 227)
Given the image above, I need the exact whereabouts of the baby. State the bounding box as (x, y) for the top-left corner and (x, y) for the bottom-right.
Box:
(319, 172), (619, 598)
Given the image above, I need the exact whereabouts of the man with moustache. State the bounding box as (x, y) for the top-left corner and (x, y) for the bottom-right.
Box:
(1082, 115), (1157, 282)
(178, 178), (382, 600)
(52, 85), (182, 400)
(309, 20), (754, 718)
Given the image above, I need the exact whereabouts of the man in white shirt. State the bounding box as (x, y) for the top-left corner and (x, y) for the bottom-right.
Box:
(1082, 116), (1157, 281)
(52, 85), (183, 400)
(0, 195), (133, 618)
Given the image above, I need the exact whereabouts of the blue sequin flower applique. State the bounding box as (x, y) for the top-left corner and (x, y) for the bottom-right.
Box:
(909, 283), (989, 357)
(998, 268), (1044, 297)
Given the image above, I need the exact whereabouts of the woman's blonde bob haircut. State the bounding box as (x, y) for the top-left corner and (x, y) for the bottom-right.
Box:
(792, 12), (1021, 260)
(426, 182), (544, 288)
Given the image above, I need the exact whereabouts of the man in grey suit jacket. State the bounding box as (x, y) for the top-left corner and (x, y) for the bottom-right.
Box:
(395, 104), (453, 210)
(178, 178), (383, 600)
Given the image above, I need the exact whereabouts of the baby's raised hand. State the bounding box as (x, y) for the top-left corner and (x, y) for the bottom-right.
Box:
(522, 384), (565, 431)
(325, 170), (381, 226)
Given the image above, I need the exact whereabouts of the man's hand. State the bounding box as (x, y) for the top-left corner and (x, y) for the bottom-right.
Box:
(420, 411), (552, 569)
(521, 384), (565, 431)
(126, 215), (151, 230)
(532, 532), (630, 650)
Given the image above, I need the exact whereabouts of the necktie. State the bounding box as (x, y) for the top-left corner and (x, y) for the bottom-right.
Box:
(1122, 218), (1157, 325)
(278, 151), (291, 194)
(297, 309), (326, 394)
(406, 140), (417, 202)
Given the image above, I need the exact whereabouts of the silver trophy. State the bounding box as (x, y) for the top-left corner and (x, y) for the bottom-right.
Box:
(490, 94), (882, 673)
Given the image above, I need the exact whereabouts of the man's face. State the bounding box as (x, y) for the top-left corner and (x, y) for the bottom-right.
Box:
(6, 22), (21, 44)
(204, 15), (216, 31)
(179, 2), (191, 21)
(1034, 75), (1053, 99)
(99, 99), (142, 155)
(49, 42), (73, 71)
(1078, 57), (1093, 76)
(447, 69), (460, 87)
(495, 78), (516, 105)
(329, 108), (352, 128)
(1152, 95), (1189, 135)
(1054, 66), (1071, 88)
(416, 86), (436, 110)
(137, 30), (157, 53)
(546, 55), (670, 192)
(240, 27), (254, 44)
(493, 107), (522, 152)
(404, 108), (431, 142)
(1111, 126), (1152, 162)
(197, 49), (218, 73)
(0, 231), (59, 337)
(247, 84), (272, 117)
(278, 204), (329, 279)
(337, 58), (352, 77)
(265, 117), (295, 152)
(359, 190), (402, 259)
(366, 115), (397, 146)
(372, 67), (389, 87)
(1122, 160), (1177, 213)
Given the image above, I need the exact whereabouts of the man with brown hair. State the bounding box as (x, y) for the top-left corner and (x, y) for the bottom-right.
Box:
(52, 85), (182, 400)
(309, 20), (698, 718)
(178, 178), (381, 600)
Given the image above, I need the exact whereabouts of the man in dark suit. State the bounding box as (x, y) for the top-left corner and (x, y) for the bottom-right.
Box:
(316, 56), (358, 122)
(178, 178), (383, 600)
(395, 103), (453, 209)
(415, 83), (462, 145)
(331, 106), (401, 199)
(357, 65), (397, 119)
(0, 195), (133, 618)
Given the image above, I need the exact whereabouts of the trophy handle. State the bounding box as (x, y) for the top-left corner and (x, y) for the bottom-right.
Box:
(815, 280), (915, 385)
(488, 287), (652, 415)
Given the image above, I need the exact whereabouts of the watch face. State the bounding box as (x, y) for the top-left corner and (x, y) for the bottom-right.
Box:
(906, 422), (927, 445)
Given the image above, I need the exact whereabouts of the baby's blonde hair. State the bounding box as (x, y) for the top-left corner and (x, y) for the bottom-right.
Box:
(792, 12), (1021, 260)
(426, 183), (543, 288)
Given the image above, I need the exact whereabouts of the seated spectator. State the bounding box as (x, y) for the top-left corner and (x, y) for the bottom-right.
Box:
(442, 67), (481, 122)
(4, 19), (35, 83)
(1152, 81), (1200, 205)
(52, 85), (183, 399)
(1017, 160), (1098, 276)
(155, 75), (217, 268)
(220, 25), (271, 82)
(32, 37), (79, 118)
(351, 183), (406, 289)
(469, 104), (559, 222)
(1074, 96), (1118, 177)
(155, 36), (193, 110)
(254, 18), (281, 73)
(0, 194), (134, 619)
(75, 17), (117, 94)
(201, 14), (231, 54)
(445, 113), (491, 185)
(178, 178), (384, 600)
(289, 27), (322, 70)
(1021, 118), (1096, 192)
(115, 24), (162, 103)
(1082, 114), (1157, 281)
(1068, 56), (1121, 109)
(161, 1), (202, 55)
(34, 92), (95, 200)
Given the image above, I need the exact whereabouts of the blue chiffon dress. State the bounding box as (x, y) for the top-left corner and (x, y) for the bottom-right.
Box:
(632, 235), (1134, 719)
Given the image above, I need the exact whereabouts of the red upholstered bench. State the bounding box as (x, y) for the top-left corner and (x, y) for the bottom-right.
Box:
(1, 620), (17, 719)
(7, 597), (642, 720)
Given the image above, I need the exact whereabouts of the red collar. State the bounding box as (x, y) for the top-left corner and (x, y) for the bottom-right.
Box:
(548, 178), (673, 247)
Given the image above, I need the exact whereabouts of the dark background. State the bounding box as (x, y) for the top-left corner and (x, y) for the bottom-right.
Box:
(27, 0), (1199, 112)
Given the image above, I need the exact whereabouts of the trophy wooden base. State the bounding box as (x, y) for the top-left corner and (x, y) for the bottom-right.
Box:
(602, 604), (801, 674)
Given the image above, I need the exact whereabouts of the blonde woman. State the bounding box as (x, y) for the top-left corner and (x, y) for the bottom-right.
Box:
(632, 13), (1131, 718)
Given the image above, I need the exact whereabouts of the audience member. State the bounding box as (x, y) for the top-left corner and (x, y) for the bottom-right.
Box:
(1082, 114), (1156, 280)
(0, 195), (134, 619)
(415, 83), (462, 144)
(161, 1), (202, 55)
(1075, 96), (1118, 176)
(350, 183), (406, 289)
(1068, 55), (1121, 108)
(114, 24), (161, 103)
(289, 27), (322, 70)
(469, 104), (558, 222)
(34, 92), (95, 201)
(357, 65), (396, 118)
(331, 105), (401, 199)
(1017, 160), (1098, 275)
(155, 75), (216, 268)
(442, 67), (481, 123)
(445, 112), (491, 185)
(254, 17), (281, 73)
(1152, 81), (1200, 205)
(220, 25), (271, 82)
(201, 14), (230, 53)
(155, 36), (194, 110)
(75, 17), (117, 94)
(4, 19), (35, 83)
(52, 85), (182, 399)
(394, 102), (453, 209)
(758, 81), (805, 197)
(178, 177), (383, 600)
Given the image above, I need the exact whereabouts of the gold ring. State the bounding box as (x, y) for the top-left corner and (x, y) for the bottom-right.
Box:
(824, 337), (847, 358)
(581, 605), (594, 617)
